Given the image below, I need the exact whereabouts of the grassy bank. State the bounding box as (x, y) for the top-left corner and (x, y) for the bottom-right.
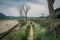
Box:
(32, 23), (56, 40)
(2, 23), (30, 40)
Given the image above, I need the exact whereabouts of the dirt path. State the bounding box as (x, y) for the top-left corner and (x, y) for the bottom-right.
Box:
(27, 24), (34, 40)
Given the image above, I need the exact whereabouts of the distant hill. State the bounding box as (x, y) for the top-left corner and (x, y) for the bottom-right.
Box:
(0, 13), (40, 19)
(0, 13), (20, 19)
(0, 13), (6, 18)
(6, 16), (20, 19)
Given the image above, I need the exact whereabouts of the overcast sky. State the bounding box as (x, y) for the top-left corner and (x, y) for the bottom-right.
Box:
(0, 0), (60, 17)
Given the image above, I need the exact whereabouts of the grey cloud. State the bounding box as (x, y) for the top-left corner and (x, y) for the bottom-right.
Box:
(54, 0), (60, 9)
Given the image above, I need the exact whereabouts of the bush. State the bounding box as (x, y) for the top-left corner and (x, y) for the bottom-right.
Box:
(33, 23), (56, 40)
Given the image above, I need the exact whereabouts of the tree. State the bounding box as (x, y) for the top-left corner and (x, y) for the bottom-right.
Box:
(18, 2), (23, 21)
(41, 13), (45, 18)
(23, 3), (30, 22)
(18, 2), (30, 22)
(55, 8), (60, 19)
(47, 0), (55, 37)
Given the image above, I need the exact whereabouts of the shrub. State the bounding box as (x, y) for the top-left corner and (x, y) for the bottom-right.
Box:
(33, 23), (56, 40)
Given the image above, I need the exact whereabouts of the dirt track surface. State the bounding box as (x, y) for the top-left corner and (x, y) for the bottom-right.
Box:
(0, 20), (19, 33)
(28, 24), (34, 40)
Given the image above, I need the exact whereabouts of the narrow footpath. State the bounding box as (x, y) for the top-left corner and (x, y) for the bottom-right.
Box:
(27, 24), (34, 40)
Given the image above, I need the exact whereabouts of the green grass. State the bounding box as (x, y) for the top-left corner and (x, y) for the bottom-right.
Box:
(32, 23), (56, 40)
(3, 23), (30, 40)
(2, 21), (60, 40)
